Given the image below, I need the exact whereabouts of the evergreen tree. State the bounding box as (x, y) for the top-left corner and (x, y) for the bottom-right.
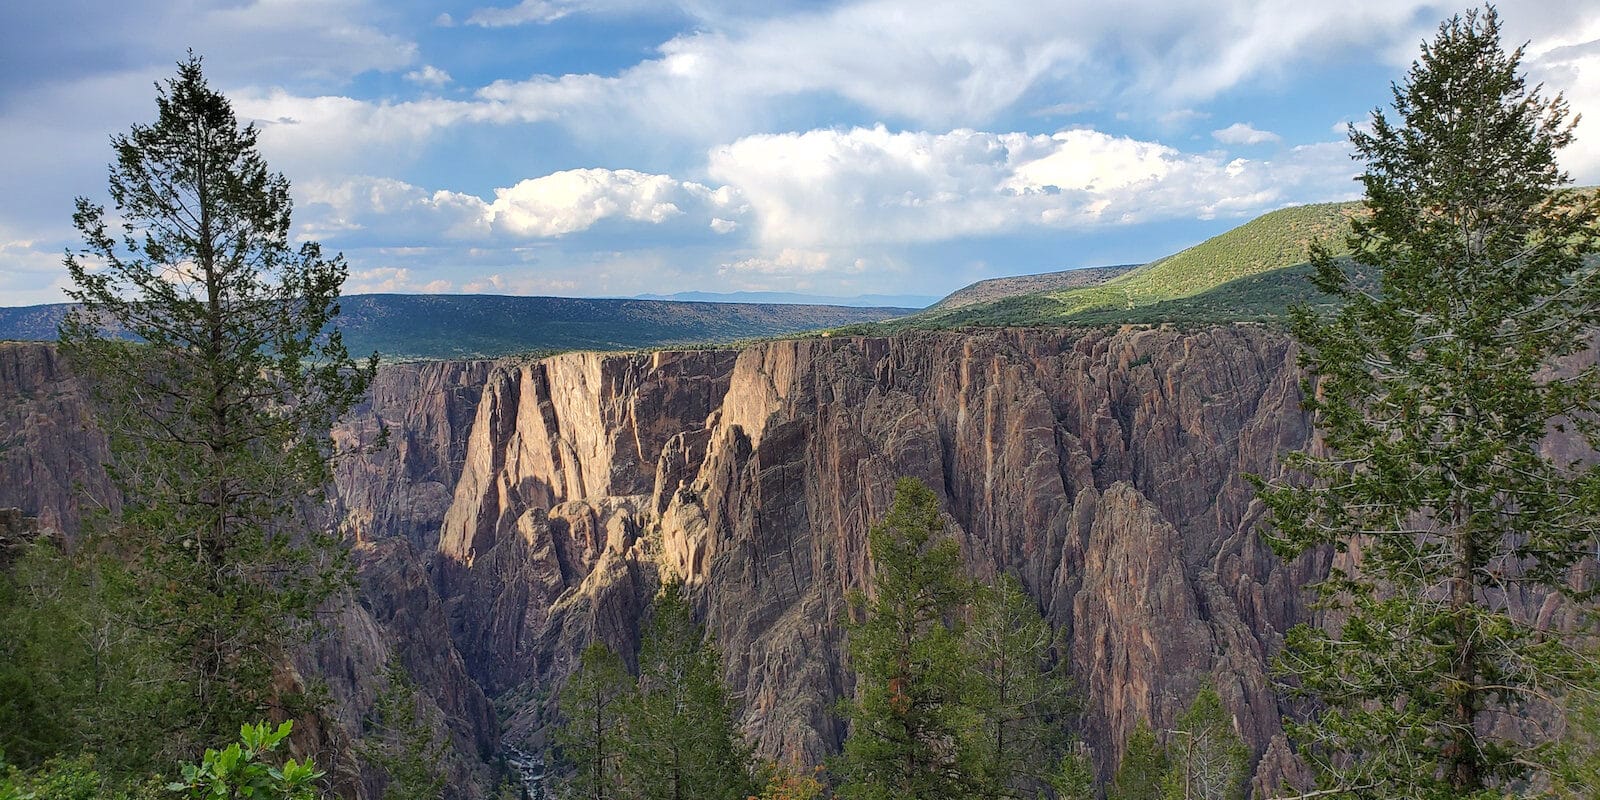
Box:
(963, 574), (1074, 798)
(555, 642), (632, 800)
(1251, 7), (1600, 797)
(57, 54), (375, 759)
(1549, 672), (1600, 798)
(1048, 744), (1096, 800)
(0, 540), (178, 776)
(835, 478), (978, 800)
(750, 761), (825, 800)
(1108, 723), (1168, 800)
(1160, 686), (1247, 800)
(360, 659), (450, 800)
(620, 581), (753, 800)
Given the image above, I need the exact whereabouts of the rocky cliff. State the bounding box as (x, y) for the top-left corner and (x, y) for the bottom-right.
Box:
(0, 343), (500, 798)
(408, 327), (1327, 788)
(2, 326), (1330, 791)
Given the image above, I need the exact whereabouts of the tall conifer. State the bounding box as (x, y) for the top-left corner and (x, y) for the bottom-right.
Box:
(59, 54), (375, 756)
(1252, 7), (1600, 796)
(835, 478), (978, 800)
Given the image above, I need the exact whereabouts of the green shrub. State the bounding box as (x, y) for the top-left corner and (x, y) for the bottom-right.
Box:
(166, 722), (323, 800)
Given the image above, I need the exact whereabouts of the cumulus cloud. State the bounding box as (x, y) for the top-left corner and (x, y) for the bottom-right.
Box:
(489, 169), (692, 236)
(1523, 22), (1600, 182)
(707, 125), (1359, 249)
(404, 65), (452, 86)
(1212, 122), (1282, 145)
(193, 0), (1600, 178)
(297, 169), (739, 245)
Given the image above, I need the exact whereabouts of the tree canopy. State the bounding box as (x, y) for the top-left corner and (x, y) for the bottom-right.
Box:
(1252, 6), (1600, 797)
(53, 52), (375, 764)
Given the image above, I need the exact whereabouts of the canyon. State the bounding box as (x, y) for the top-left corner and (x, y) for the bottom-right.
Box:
(1, 324), (1327, 797)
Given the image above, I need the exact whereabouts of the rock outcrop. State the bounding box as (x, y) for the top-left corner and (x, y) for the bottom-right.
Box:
(0, 344), (500, 799)
(1, 326), (1342, 790)
(0, 342), (115, 536)
(416, 327), (1325, 788)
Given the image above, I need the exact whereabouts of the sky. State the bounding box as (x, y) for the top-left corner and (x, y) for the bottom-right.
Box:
(3, 1), (1600, 306)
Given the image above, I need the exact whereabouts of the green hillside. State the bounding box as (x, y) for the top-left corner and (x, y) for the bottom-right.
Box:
(911, 201), (1359, 328)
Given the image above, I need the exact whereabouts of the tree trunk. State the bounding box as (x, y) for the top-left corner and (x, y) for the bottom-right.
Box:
(1448, 501), (1480, 792)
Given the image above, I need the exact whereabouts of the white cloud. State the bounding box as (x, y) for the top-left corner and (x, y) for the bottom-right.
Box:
(297, 169), (739, 244)
(219, 0), (1457, 157)
(1524, 26), (1600, 183)
(461, 272), (580, 294)
(488, 169), (691, 236)
(707, 125), (1359, 249)
(194, 0), (418, 82)
(0, 225), (80, 304)
(345, 267), (453, 293)
(709, 217), (739, 233)
(234, 90), (540, 175)
(1160, 108), (1212, 127)
(198, 1), (1600, 181)
(444, 0), (1528, 142)
(1212, 122), (1282, 145)
(720, 248), (839, 276)
(466, 0), (587, 27)
(404, 65), (452, 87)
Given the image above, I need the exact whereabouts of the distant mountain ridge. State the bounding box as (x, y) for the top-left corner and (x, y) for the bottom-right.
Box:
(632, 290), (937, 308)
(929, 264), (1139, 310)
(0, 294), (914, 360)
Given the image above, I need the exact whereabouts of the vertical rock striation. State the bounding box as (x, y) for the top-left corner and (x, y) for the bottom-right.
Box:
(422, 327), (1325, 787)
(6, 326), (1434, 790)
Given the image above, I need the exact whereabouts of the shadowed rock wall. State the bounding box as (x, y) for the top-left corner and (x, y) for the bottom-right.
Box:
(420, 328), (1326, 787)
(2, 326), (1357, 790)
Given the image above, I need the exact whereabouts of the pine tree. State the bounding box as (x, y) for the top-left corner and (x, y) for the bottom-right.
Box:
(555, 642), (632, 800)
(620, 581), (753, 800)
(0, 540), (175, 775)
(1048, 744), (1096, 800)
(1251, 7), (1600, 797)
(360, 659), (450, 800)
(58, 53), (375, 757)
(835, 477), (978, 800)
(963, 574), (1074, 799)
(1549, 670), (1600, 798)
(1109, 723), (1168, 800)
(1160, 686), (1247, 800)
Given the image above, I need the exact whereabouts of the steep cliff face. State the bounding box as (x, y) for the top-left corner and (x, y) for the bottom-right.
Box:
(429, 350), (737, 732)
(0, 342), (115, 536)
(425, 327), (1324, 785)
(2, 327), (1333, 788)
(0, 344), (500, 799)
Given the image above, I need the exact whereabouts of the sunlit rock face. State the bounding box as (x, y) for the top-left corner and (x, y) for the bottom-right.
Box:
(0, 327), (1357, 790)
(417, 327), (1325, 788)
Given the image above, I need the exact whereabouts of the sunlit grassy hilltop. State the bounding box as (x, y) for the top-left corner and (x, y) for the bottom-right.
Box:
(896, 201), (1361, 330)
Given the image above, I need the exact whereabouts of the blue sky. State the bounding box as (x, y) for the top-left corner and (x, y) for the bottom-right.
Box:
(3, 1), (1600, 305)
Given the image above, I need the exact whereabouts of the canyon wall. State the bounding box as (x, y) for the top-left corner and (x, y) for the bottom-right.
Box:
(0, 343), (499, 798)
(1, 325), (1329, 791)
(409, 327), (1326, 789)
